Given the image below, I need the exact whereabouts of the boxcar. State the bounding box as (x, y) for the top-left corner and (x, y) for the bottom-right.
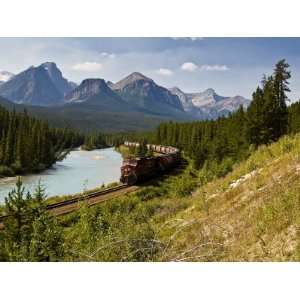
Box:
(120, 142), (180, 185)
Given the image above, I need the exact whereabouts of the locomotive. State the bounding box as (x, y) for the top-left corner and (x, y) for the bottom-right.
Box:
(120, 142), (180, 185)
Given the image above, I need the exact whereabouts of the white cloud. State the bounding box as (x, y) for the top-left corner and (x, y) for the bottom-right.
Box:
(190, 37), (203, 41)
(171, 37), (203, 41)
(181, 62), (198, 72)
(72, 62), (103, 72)
(181, 62), (229, 72)
(156, 68), (173, 76)
(100, 52), (115, 59)
(199, 64), (229, 71)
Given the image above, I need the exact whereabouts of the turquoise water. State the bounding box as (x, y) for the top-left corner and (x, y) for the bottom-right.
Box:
(0, 148), (123, 203)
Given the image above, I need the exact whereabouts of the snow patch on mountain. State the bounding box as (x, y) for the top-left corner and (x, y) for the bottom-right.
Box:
(0, 71), (14, 83)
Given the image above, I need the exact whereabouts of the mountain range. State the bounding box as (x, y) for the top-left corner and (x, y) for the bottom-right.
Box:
(169, 87), (251, 119)
(0, 62), (251, 132)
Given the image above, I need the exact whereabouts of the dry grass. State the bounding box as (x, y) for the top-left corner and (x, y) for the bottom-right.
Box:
(157, 134), (300, 261)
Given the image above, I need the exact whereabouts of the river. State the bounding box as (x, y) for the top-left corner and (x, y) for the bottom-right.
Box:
(0, 147), (123, 203)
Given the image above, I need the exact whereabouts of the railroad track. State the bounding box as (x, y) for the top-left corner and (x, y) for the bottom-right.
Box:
(47, 184), (128, 210)
(0, 183), (138, 227)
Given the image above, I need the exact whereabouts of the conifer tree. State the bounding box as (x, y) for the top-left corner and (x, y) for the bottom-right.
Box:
(3, 177), (32, 260)
(28, 182), (64, 261)
(2, 179), (64, 261)
(273, 59), (290, 137)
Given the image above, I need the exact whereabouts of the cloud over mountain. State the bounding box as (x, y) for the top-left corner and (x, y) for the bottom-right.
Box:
(199, 64), (229, 71)
(156, 68), (173, 76)
(72, 62), (103, 72)
(181, 62), (229, 72)
(181, 62), (198, 72)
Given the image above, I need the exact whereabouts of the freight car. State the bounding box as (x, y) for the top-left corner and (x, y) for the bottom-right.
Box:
(120, 142), (180, 185)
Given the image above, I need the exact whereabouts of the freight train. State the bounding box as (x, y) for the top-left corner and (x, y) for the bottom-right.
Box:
(120, 142), (180, 185)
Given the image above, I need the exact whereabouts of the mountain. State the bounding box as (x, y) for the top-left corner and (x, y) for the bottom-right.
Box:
(40, 62), (76, 96)
(64, 78), (138, 112)
(0, 71), (14, 85)
(170, 87), (250, 119)
(111, 72), (186, 117)
(0, 62), (251, 129)
(0, 63), (74, 106)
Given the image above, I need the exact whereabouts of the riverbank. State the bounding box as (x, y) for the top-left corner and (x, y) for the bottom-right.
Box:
(0, 147), (74, 178)
(0, 144), (110, 179)
(0, 148), (123, 203)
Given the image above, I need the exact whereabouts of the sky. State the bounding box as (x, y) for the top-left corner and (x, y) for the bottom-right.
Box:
(1, 37), (300, 100)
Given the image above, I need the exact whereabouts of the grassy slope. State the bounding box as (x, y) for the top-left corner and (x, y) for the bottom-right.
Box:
(157, 134), (300, 261)
(56, 134), (299, 261)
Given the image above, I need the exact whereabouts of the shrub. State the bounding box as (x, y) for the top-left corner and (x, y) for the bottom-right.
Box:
(171, 174), (197, 197)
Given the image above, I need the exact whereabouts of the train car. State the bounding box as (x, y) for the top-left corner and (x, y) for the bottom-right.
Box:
(120, 156), (159, 185)
(120, 142), (181, 185)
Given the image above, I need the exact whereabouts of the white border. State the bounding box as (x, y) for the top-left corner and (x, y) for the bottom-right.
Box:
(1, 0), (300, 36)
(0, 1), (299, 299)
(0, 263), (299, 300)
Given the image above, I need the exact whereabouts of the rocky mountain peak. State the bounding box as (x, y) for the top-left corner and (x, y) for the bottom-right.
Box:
(127, 72), (152, 82)
(169, 87), (185, 94)
(202, 88), (216, 95)
(41, 61), (57, 69)
(112, 72), (153, 91)
(40, 62), (74, 95)
(64, 78), (111, 102)
(40, 62), (60, 78)
(170, 86), (251, 119)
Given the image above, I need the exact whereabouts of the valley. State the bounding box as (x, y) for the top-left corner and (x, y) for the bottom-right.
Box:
(0, 62), (250, 132)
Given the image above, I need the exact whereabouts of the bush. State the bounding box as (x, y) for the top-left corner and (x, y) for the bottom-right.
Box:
(214, 158), (234, 178)
(171, 174), (197, 197)
(136, 186), (165, 201)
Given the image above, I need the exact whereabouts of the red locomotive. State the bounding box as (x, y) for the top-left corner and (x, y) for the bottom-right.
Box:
(120, 142), (180, 185)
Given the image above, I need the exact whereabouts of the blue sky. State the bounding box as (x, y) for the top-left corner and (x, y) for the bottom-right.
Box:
(1, 37), (300, 100)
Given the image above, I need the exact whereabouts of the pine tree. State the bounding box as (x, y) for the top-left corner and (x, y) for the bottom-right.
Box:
(3, 179), (64, 261)
(3, 177), (32, 261)
(246, 60), (291, 146)
(273, 59), (290, 137)
(28, 182), (64, 261)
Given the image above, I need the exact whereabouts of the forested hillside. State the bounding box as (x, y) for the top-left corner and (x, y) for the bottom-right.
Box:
(111, 60), (300, 175)
(0, 106), (85, 176)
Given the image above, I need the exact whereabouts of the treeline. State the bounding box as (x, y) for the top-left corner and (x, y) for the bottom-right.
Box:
(0, 106), (85, 176)
(81, 132), (107, 151)
(110, 60), (300, 175)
